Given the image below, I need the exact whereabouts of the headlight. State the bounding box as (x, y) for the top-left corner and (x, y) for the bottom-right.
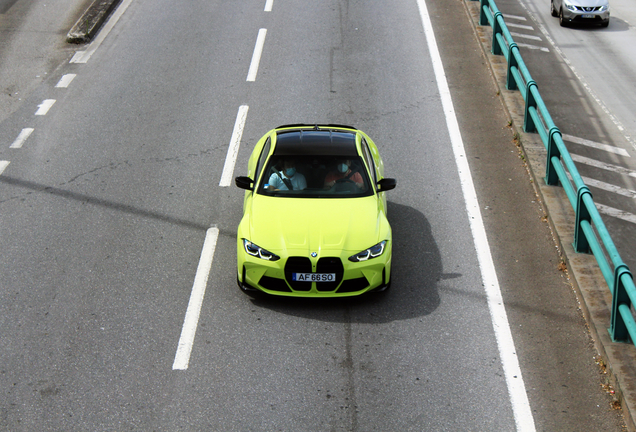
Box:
(563, 1), (576, 11)
(348, 241), (387, 262)
(599, 5), (609, 11)
(243, 239), (280, 261)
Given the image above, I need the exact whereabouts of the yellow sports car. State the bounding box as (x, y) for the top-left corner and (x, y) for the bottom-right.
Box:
(235, 124), (396, 297)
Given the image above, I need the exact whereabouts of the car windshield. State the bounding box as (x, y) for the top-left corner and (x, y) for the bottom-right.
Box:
(257, 155), (374, 198)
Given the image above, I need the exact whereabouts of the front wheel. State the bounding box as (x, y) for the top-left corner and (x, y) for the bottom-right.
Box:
(559, 9), (568, 27)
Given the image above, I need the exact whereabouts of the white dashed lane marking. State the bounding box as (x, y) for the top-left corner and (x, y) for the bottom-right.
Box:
(35, 99), (56, 116)
(0, 161), (9, 175)
(174, 0), (272, 371)
(173, 227), (219, 370)
(219, 105), (249, 187)
(55, 74), (77, 88)
(247, 29), (267, 82)
(10, 128), (34, 149)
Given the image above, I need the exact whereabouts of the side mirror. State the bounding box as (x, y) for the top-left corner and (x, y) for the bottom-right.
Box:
(235, 176), (254, 191)
(377, 178), (396, 192)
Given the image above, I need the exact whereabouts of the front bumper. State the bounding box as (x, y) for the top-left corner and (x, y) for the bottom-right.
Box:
(562, 7), (609, 24)
(237, 242), (392, 298)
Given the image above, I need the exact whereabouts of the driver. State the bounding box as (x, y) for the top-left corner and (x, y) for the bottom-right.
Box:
(268, 159), (307, 191)
(324, 159), (364, 189)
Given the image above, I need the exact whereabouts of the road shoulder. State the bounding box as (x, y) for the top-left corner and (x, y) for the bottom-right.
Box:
(428, 0), (628, 429)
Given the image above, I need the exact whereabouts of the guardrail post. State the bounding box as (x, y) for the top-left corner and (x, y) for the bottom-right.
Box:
(506, 43), (519, 91)
(479, 0), (490, 26)
(523, 80), (538, 133)
(545, 127), (562, 185)
(573, 185), (592, 253)
(491, 11), (504, 55)
(610, 264), (633, 342)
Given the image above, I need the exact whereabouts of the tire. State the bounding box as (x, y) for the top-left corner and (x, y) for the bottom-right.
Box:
(559, 9), (568, 27)
(550, 1), (558, 17)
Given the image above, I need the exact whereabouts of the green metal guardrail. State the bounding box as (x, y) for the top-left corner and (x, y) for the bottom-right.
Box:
(475, 0), (636, 344)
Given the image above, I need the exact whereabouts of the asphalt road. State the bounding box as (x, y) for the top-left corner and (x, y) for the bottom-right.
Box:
(0, 0), (627, 430)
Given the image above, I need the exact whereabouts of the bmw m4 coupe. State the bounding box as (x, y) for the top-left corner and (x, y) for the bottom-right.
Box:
(235, 124), (396, 297)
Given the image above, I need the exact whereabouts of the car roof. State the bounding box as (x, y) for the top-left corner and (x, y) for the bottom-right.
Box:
(273, 126), (358, 156)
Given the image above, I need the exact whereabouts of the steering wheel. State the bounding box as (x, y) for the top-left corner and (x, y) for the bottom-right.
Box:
(335, 170), (359, 184)
(335, 177), (355, 184)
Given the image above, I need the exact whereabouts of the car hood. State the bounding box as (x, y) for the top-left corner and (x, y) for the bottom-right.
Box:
(246, 195), (386, 255)
(569, 0), (608, 6)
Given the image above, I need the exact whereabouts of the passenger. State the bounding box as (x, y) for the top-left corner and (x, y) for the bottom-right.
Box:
(324, 159), (364, 189)
(268, 159), (307, 191)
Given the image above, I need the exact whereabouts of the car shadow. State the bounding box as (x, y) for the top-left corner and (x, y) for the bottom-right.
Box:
(248, 201), (448, 324)
(562, 16), (627, 32)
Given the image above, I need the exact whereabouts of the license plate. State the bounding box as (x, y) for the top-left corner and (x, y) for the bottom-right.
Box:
(581, 14), (595, 18)
(292, 273), (336, 282)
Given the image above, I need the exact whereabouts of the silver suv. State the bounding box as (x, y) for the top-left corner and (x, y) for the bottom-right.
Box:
(551, 0), (610, 27)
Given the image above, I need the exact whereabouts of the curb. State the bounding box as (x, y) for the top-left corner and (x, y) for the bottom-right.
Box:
(462, 1), (636, 430)
(66, 0), (123, 44)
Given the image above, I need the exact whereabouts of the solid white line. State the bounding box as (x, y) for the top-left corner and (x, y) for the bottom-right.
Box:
(70, 0), (134, 64)
(563, 134), (630, 157)
(219, 105), (249, 187)
(571, 153), (636, 178)
(265, 0), (274, 12)
(596, 203), (636, 224)
(10, 128), (34, 149)
(247, 29), (267, 82)
(35, 99), (56, 116)
(173, 227), (219, 370)
(0, 161), (9, 175)
(416, 1), (536, 430)
(55, 74), (77, 88)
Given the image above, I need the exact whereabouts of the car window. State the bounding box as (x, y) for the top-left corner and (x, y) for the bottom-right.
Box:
(257, 155), (373, 198)
(360, 138), (377, 186)
(254, 137), (271, 185)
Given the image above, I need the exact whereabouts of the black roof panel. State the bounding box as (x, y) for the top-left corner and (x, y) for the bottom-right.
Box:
(273, 130), (358, 156)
